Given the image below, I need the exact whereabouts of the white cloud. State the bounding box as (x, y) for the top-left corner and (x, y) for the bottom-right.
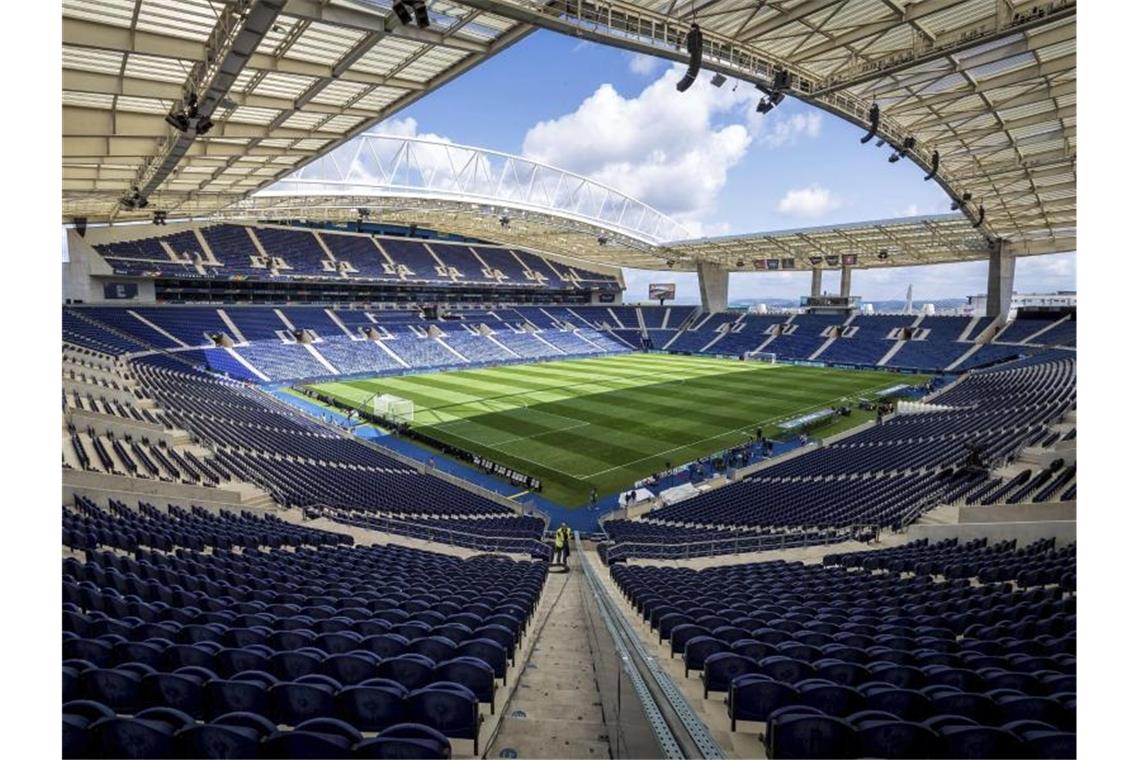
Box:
(522, 65), (761, 230)
(750, 111), (822, 148)
(776, 185), (841, 218)
(628, 53), (662, 76)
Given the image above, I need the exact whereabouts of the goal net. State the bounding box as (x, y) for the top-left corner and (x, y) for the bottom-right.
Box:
(744, 350), (778, 365)
(371, 394), (414, 425)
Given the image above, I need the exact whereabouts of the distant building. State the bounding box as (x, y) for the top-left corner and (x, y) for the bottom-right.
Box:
(967, 291), (1076, 318)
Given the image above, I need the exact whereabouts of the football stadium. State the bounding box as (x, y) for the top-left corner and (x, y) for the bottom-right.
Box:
(58, 1), (1082, 758)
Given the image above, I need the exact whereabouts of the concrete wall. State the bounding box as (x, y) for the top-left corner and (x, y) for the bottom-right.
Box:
(905, 519), (1075, 547)
(66, 409), (188, 446)
(957, 500), (1075, 524)
(63, 469), (269, 513)
(63, 228), (157, 305)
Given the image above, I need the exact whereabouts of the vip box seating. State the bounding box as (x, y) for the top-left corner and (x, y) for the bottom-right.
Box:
(65, 426), (225, 486)
(63, 528), (547, 758)
(638, 354), (1074, 532)
(961, 460), (1077, 507)
(611, 538), (1075, 759)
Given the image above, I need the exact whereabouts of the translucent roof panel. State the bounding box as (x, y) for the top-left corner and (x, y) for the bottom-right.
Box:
(62, 0), (531, 222)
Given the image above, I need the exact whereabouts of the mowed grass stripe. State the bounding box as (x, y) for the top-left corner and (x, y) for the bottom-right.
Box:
(305, 354), (926, 505)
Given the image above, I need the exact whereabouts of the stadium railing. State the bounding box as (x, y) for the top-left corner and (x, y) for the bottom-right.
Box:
(312, 505), (552, 559)
(600, 526), (872, 563)
(576, 531), (724, 759)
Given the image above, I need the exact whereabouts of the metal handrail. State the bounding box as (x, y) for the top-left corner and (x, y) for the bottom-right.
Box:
(314, 506), (551, 558)
(601, 526), (871, 562)
(576, 531), (724, 759)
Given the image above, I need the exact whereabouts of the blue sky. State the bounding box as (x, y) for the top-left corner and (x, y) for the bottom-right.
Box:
(365, 32), (1075, 305)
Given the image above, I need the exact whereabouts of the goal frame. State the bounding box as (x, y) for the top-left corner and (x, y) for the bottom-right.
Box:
(744, 350), (778, 365)
(371, 393), (414, 425)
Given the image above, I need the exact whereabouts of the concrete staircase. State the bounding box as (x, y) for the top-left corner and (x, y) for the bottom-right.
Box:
(488, 566), (611, 759)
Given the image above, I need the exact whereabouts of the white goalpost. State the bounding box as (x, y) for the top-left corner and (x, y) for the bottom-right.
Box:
(371, 394), (414, 425)
(744, 350), (778, 365)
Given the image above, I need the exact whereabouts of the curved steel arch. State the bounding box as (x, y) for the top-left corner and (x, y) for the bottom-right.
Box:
(259, 133), (693, 245)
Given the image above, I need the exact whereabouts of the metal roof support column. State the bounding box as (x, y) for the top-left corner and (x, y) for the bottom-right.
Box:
(840, 265), (853, 298)
(697, 261), (729, 314)
(811, 267), (823, 298)
(987, 240), (1017, 321)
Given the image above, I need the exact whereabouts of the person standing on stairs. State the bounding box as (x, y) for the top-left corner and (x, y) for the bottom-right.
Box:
(553, 522), (572, 567)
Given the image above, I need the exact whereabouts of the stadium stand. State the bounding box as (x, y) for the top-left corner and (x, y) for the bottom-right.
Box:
(63, 515), (547, 757)
(615, 353), (1074, 536)
(609, 536), (1075, 758)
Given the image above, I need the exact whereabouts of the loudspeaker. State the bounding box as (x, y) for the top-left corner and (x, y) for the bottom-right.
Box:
(675, 24), (703, 93)
(73, 217), (87, 237)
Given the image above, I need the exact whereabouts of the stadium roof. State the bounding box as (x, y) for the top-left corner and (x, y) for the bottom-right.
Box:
(62, 0), (530, 221)
(663, 213), (1076, 272)
(62, 0), (1076, 270)
(453, 0), (1076, 252)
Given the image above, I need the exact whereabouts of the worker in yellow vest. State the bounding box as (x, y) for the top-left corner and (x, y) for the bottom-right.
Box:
(554, 523), (572, 566)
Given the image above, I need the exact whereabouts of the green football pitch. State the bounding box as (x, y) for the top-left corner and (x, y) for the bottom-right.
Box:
(302, 353), (927, 506)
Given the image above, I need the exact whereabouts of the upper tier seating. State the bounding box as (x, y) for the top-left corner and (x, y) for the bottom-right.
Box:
(91, 225), (617, 290)
(318, 232), (393, 279)
(252, 228), (330, 276)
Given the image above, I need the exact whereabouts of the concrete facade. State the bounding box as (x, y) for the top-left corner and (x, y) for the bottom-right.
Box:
(986, 241), (1017, 319)
(697, 261), (729, 313)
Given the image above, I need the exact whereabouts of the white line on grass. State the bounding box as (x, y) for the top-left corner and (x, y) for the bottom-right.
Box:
(574, 377), (910, 480)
